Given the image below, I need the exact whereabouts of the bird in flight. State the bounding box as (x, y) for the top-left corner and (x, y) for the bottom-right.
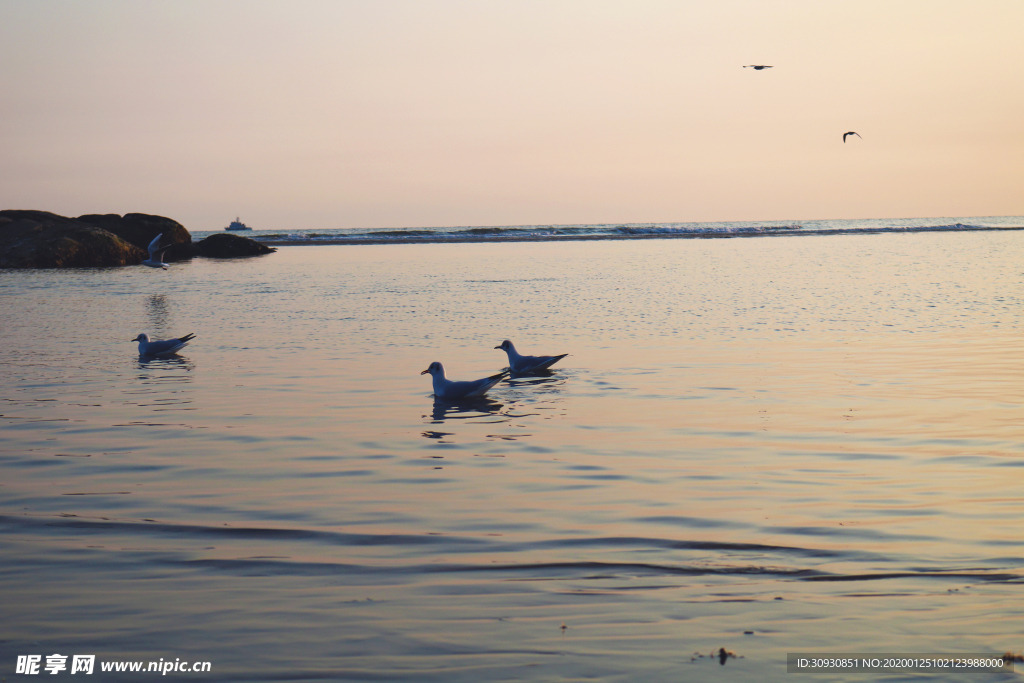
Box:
(843, 131), (863, 143)
(743, 65), (773, 70)
(141, 232), (169, 269)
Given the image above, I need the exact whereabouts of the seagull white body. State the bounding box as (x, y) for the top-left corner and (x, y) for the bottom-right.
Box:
(495, 340), (568, 373)
(141, 233), (169, 269)
(421, 362), (507, 399)
(843, 131), (862, 143)
(132, 332), (195, 356)
(743, 65), (773, 70)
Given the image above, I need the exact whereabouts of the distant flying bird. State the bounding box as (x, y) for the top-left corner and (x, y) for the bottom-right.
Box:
(421, 362), (508, 400)
(132, 332), (195, 357)
(495, 340), (568, 374)
(141, 233), (169, 269)
(743, 65), (773, 70)
(843, 131), (863, 143)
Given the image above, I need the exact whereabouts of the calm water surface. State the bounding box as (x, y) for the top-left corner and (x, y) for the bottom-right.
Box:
(2, 232), (1023, 681)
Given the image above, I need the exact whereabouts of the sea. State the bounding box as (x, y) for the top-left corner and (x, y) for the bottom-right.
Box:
(194, 215), (1024, 245)
(2, 215), (1024, 681)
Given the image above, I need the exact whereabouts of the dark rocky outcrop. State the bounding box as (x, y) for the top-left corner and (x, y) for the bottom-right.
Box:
(194, 232), (276, 258)
(1, 210), (275, 268)
(77, 213), (193, 261)
(0, 210), (144, 268)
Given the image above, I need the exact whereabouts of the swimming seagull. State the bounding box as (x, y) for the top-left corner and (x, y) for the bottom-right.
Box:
(141, 233), (169, 269)
(743, 65), (773, 70)
(420, 362), (508, 400)
(843, 131), (863, 143)
(132, 333), (196, 357)
(495, 340), (568, 374)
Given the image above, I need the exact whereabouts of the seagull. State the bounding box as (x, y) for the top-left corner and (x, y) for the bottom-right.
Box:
(843, 131), (862, 143)
(420, 362), (508, 400)
(494, 340), (568, 374)
(141, 233), (169, 269)
(131, 333), (195, 357)
(743, 65), (773, 70)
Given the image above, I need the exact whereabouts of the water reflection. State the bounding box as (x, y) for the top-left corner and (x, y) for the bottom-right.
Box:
(145, 294), (171, 336)
(506, 368), (558, 380)
(135, 355), (194, 373)
(125, 355), (196, 414)
(424, 396), (505, 424)
(506, 370), (564, 387)
(504, 371), (568, 405)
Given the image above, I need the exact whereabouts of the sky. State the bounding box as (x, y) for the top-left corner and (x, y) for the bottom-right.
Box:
(1, 0), (1022, 231)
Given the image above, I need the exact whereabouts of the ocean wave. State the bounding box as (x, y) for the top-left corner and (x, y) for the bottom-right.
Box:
(188, 217), (1024, 245)
(259, 223), (1019, 245)
(615, 225), (803, 235)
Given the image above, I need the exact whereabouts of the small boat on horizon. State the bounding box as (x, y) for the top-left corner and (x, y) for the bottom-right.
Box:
(225, 217), (252, 231)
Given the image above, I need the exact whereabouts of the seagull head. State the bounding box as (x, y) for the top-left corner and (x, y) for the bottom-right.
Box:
(131, 334), (150, 342)
(421, 362), (444, 377)
(495, 340), (513, 351)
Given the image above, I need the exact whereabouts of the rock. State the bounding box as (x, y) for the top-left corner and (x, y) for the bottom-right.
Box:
(77, 212), (195, 261)
(0, 210), (144, 268)
(1, 210), (276, 268)
(194, 232), (276, 258)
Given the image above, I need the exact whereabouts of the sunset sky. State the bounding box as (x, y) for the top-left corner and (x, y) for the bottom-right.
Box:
(2, 0), (1022, 231)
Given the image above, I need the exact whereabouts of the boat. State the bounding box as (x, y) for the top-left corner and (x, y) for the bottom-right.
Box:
(225, 217), (252, 231)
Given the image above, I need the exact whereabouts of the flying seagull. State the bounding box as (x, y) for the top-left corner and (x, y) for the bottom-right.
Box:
(132, 333), (196, 357)
(421, 362), (508, 400)
(495, 340), (568, 374)
(141, 233), (169, 269)
(743, 65), (773, 70)
(843, 131), (863, 143)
